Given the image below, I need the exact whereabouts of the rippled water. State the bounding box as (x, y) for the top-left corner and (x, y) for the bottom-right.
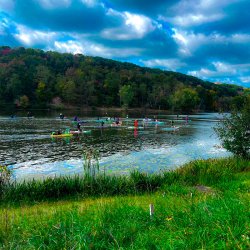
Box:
(0, 112), (230, 179)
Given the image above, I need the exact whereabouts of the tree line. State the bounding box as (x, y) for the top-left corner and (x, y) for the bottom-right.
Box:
(0, 46), (248, 111)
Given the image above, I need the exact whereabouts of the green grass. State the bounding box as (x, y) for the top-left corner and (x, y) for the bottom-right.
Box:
(0, 157), (249, 249)
(1, 157), (249, 204)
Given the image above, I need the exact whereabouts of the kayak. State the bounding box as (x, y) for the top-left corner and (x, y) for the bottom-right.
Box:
(95, 119), (113, 123)
(70, 130), (92, 134)
(127, 126), (144, 130)
(93, 125), (110, 129)
(51, 133), (73, 138)
(111, 123), (123, 127)
(70, 130), (81, 134)
(161, 127), (179, 132)
(143, 121), (164, 125)
(83, 130), (92, 134)
(72, 120), (87, 125)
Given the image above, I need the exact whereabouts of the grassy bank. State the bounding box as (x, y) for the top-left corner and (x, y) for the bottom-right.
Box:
(1, 157), (249, 204)
(0, 158), (249, 249)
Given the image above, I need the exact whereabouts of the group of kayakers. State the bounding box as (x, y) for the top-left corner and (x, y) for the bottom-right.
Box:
(52, 113), (190, 136)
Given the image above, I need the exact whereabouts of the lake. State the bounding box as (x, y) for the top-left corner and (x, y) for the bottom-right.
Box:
(0, 111), (230, 180)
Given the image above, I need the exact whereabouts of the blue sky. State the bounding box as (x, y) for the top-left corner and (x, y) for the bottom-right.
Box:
(0, 0), (250, 87)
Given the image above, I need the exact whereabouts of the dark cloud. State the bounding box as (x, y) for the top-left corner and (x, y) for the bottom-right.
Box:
(90, 27), (178, 59)
(192, 1), (250, 35)
(105, 0), (177, 17)
(179, 42), (250, 71)
(12, 0), (121, 32)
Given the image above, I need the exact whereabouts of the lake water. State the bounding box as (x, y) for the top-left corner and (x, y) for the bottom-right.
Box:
(0, 111), (230, 180)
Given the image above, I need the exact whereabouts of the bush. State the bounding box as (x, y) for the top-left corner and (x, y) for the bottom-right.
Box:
(214, 97), (250, 159)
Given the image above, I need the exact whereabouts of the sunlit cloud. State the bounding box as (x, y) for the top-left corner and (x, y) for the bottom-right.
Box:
(80, 0), (98, 7)
(189, 61), (250, 87)
(239, 76), (250, 83)
(141, 58), (186, 71)
(102, 11), (155, 40)
(14, 25), (57, 46)
(53, 40), (84, 54)
(37, 0), (71, 9)
(51, 40), (142, 58)
(169, 13), (223, 27)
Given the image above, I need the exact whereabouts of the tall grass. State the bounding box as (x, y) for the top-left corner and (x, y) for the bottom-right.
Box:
(0, 157), (249, 249)
(1, 157), (249, 204)
(0, 186), (249, 249)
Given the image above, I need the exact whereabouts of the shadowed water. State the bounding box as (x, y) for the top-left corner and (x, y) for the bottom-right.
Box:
(0, 112), (230, 179)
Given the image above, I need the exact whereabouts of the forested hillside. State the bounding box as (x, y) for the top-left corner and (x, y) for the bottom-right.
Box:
(0, 46), (247, 111)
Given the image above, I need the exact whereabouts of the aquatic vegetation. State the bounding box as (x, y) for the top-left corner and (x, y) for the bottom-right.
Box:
(82, 149), (100, 178)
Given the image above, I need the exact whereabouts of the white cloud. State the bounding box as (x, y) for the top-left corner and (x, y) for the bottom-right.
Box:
(170, 13), (223, 27)
(141, 58), (186, 71)
(239, 76), (250, 83)
(188, 62), (250, 79)
(0, 17), (9, 35)
(14, 25), (57, 46)
(0, 0), (14, 12)
(80, 0), (98, 7)
(212, 62), (237, 74)
(53, 40), (84, 54)
(172, 28), (207, 56)
(172, 28), (250, 57)
(124, 12), (155, 36)
(166, 0), (238, 28)
(102, 11), (155, 40)
(231, 34), (250, 43)
(106, 8), (123, 18)
(51, 40), (142, 58)
(37, 0), (71, 9)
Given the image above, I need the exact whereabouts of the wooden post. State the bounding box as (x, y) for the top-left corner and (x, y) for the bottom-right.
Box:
(149, 204), (154, 218)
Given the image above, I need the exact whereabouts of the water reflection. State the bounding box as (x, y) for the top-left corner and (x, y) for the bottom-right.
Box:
(0, 113), (230, 179)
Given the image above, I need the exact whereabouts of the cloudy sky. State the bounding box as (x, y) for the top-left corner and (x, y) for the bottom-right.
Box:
(0, 0), (250, 87)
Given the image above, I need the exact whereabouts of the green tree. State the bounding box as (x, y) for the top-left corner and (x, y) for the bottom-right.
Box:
(63, 80), (76, 104)
(119, 84), (134, 107)
(36, 82), (47, 105)
(231, 95), (247, 110)
(214, 97), (250, 159)
(104, 72), (120, 106)
(171, 88), (200, 111)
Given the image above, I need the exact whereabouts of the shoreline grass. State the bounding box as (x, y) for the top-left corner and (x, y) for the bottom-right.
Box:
(1, 157), (249, 205)
(0, 157), (249, 249)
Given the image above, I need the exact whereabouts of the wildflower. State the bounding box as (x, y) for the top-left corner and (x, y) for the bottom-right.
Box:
(165, 217), (173, 221)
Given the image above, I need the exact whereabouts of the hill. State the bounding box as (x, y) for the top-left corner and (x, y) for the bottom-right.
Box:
(0, 46), (247, 111)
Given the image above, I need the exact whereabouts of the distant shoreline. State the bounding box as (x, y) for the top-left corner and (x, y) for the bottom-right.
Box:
(1, 105), (203, 115)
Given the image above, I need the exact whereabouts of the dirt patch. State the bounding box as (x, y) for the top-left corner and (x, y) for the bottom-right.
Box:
(195, 185), (214, 193)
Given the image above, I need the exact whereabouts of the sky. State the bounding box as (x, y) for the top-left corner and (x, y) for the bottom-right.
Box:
(0, 0), (250, 88)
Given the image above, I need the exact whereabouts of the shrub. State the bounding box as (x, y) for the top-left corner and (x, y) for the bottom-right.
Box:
(214, 97), (250, 159)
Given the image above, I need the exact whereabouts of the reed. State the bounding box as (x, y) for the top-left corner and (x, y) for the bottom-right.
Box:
(0, 157), (249, 204)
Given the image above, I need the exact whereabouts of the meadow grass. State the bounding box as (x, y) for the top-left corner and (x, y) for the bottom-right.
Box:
(1, 157), (249, 204)
(0, 157), (249, 249)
